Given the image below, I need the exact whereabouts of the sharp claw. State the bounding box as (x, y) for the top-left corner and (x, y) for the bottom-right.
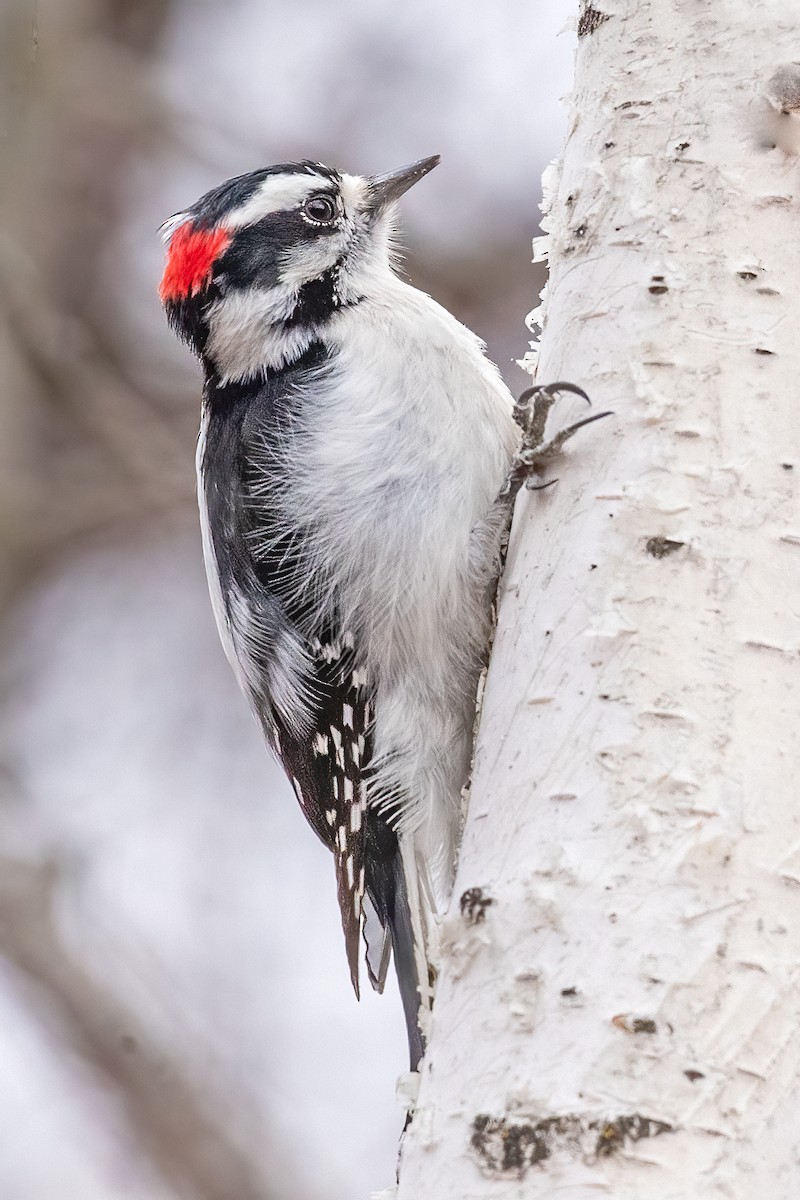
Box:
(525, 476), (559, 491)
(538, 381), (592, 405)
(507, 396), (612, 501)
(563, 409), (613, 435)
(516, 408), (614, 475)
(515, 381), (592, 409)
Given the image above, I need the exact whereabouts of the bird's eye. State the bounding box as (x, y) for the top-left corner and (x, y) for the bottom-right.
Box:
(303, 194), (337, 224)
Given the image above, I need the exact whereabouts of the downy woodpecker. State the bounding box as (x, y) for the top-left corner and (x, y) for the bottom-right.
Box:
(159, 156), (603, 1068)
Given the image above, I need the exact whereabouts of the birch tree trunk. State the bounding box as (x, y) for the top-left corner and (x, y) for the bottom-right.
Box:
(397, 3), (800, 1196)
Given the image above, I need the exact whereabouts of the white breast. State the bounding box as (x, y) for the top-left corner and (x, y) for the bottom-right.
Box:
(282, 278), (519, 866)
(314, 278), (517, 654)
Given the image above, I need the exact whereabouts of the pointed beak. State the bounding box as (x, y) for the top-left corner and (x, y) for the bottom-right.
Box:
(366, 155), (440, 215)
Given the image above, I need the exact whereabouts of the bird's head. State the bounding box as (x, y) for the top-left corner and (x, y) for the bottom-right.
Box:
(159, 155), (439, 381)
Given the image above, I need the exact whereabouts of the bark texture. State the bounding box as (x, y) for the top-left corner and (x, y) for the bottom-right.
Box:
(397, 2), (800, 1196)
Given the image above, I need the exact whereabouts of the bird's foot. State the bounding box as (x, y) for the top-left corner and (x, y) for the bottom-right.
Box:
(508, 381), (612, 493)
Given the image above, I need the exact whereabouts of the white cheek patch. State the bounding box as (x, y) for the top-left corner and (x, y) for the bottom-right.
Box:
(225, 174), (320, 229)
(278, 231), (350, 289)
(206, 286), (319, 382)
(207, 285), (297, 332)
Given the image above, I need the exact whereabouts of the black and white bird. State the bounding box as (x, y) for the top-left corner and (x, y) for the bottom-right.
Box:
(159, 156), (602, 1068)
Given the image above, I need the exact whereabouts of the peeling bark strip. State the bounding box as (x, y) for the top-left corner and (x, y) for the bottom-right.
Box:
(398, 3), (800, 1197)
(577, 6), (611, 37)
(471, 1113), (673, 1178)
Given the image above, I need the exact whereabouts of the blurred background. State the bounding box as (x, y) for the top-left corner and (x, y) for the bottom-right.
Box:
(0, 1), (574, 1196)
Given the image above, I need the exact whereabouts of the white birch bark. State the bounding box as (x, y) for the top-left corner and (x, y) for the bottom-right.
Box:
(397, 2), (800, 1196)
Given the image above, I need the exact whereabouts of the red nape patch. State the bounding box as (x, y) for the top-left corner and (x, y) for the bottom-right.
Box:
(159, 223), (231, 303)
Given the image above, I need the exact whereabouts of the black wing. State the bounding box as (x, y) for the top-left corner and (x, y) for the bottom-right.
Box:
(269, 629), (372, 995)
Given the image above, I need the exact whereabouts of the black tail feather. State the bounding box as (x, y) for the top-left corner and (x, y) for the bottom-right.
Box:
(364, 810), (425, 1071)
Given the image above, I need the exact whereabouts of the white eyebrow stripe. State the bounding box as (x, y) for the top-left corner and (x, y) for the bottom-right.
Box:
(225, 174), (324, 229)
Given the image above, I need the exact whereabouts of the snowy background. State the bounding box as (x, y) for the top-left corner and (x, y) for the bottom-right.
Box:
(1, 1), (574, 1196)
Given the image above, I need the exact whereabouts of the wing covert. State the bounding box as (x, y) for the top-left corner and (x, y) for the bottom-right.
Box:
(269, 629), (374, 996)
